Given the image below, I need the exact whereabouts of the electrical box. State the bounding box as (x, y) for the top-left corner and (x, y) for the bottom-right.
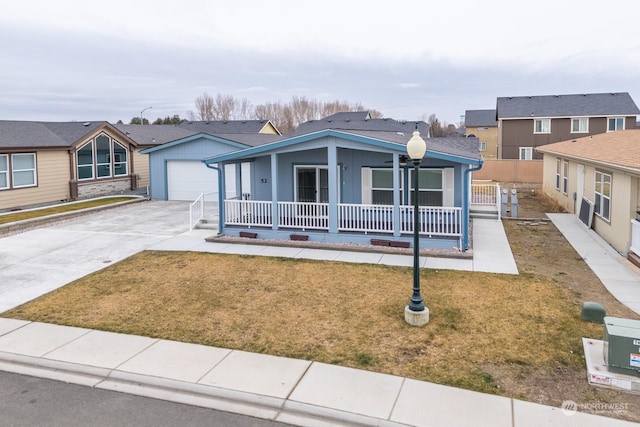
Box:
(603, 316), (640, 377)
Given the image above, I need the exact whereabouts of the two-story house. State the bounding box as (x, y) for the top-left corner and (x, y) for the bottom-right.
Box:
(496, 92), (640, 160)
(464, 109), (498, 159)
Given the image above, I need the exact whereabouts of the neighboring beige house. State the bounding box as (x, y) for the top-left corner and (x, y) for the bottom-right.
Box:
(464, 109), (498, 159)
(536, 129), (640, 257)
(0, 121), (141, 211)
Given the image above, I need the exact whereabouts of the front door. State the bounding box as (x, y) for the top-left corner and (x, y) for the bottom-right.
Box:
(295, 166), (329, 203)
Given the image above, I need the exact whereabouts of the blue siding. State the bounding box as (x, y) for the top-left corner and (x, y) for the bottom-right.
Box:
(147, 137), (241, 199)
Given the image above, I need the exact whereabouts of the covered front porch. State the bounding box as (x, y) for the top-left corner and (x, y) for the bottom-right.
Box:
(199, 129), (485, 250)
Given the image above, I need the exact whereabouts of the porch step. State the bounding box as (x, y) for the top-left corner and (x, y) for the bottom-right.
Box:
(195, 218), (219, 230)
(470, 208), (499, 220)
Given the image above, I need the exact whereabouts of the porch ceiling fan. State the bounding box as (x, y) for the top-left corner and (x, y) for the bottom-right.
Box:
(384, 154), (409, 165)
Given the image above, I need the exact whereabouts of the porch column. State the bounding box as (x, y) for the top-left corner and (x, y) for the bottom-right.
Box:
(393, 154), (401, 237)
(271, 153), (279, 230)
(327, 142), (338, 233)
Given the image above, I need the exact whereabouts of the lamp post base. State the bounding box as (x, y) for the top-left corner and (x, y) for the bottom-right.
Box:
(404, 305), (429, 326)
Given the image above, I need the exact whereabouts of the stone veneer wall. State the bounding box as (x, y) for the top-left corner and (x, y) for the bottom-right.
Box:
(77, 177), (131, 199)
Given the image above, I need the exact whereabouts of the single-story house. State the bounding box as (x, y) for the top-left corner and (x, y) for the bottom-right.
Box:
(536, 129), (640, 256)
(201, 113), (483, 251)
(0, 120), (143, 211)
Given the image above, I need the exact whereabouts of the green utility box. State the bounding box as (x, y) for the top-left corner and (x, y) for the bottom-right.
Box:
(603, 316), (640, 377)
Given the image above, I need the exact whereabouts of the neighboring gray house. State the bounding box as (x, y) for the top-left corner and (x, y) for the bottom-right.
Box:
(496, 92), (640, 159)
(201, 113), (483, 251)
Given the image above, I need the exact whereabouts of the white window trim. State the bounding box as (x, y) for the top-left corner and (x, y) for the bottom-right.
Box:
(594, 171), (611, 221)
(570, 117), (589, 133)
(562, 160), (569, 195)
(534, 118), (551, 134)
(11, 153), (37, 188)
(293, 164), (340, 203)
(479, 141), (487, 152)
(77, 134), (129, 180)
(519, 147), (533, 160)
(361, 167), (453, 207)
(0, 154), (8, 190)
(555, 158), (561, 191)
(607, 117), (625, 132)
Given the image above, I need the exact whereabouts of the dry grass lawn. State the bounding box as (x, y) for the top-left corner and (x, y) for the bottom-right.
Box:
(3, 250), (601, 395)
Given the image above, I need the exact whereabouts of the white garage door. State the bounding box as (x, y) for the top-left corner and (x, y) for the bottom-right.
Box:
(167, 161), (236, 201)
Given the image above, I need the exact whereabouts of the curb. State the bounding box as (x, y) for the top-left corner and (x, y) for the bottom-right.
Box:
(0, 351), (401, 427)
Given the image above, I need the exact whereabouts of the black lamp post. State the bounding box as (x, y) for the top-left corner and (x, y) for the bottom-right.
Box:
(404, 127), (429, 325)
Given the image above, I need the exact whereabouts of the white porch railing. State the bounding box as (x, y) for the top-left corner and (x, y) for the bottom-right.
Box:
(278, 201), (329, 230)
(189, 192), (219, 230)
(224, 199), (272, 227)
(338, 203), (394, 233)
(631, 220), (640, 256)
(224, 199), (462, 237)
(471, 183), (501, 219)
(399, 206), (462, 236)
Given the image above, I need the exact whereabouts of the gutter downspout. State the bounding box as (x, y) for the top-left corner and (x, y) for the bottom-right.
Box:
(462, 160), (484, 251)
(204, 162), (224, 234)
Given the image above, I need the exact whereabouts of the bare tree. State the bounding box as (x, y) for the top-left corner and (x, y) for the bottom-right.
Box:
(192, 92), (215, 121)
(427, 113), (444, 137)
(190, 92), (385, 132)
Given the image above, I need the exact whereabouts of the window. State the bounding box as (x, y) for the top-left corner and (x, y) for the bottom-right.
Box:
(608, 117), (625, 131)
(534, 119), (550, 134)
(519, 147), (533, 160)
(76, 134), (128, 180)
(0, 155), (8, 189)
(479, 141), (487, 152)
(12, 153), (36, 187)
(594, 171), (611, 221)
(555, 159), (561, 190)
(410, 169), (443, 206)
(562, 160), (569, 194)
(371, 169), (402, 205)
(362, 167), (452, 207)
(571, 118), (589, 133)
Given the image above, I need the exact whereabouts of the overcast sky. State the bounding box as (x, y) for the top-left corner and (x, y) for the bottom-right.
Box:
(1, 0), (638, 126)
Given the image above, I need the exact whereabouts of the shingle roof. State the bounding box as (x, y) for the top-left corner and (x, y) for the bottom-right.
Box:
(464, 110), (497, 127)
(0, 120), (107, 149)
(208, 133), (283, 147)
(331, 130), (481, 162)
(177, 120), (278, 134)
(496, 92), (640, 119)
(292, 113), (430, 136)
(536, 129), (640, 172)
(114, 124), (197, 146)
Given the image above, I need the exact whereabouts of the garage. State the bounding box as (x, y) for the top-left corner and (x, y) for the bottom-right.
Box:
(166, 161), (235, 201)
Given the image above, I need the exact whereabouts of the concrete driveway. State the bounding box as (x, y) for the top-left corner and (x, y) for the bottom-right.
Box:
(0, 200), (193, 312)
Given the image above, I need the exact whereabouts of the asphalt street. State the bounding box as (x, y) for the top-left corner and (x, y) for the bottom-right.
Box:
(0, 371), (293, 427)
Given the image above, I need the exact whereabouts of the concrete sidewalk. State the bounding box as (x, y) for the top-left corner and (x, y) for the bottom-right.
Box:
(0, 318), (634, 427)
(547, 214), (640, 315)
(149, 218), (519, 275)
